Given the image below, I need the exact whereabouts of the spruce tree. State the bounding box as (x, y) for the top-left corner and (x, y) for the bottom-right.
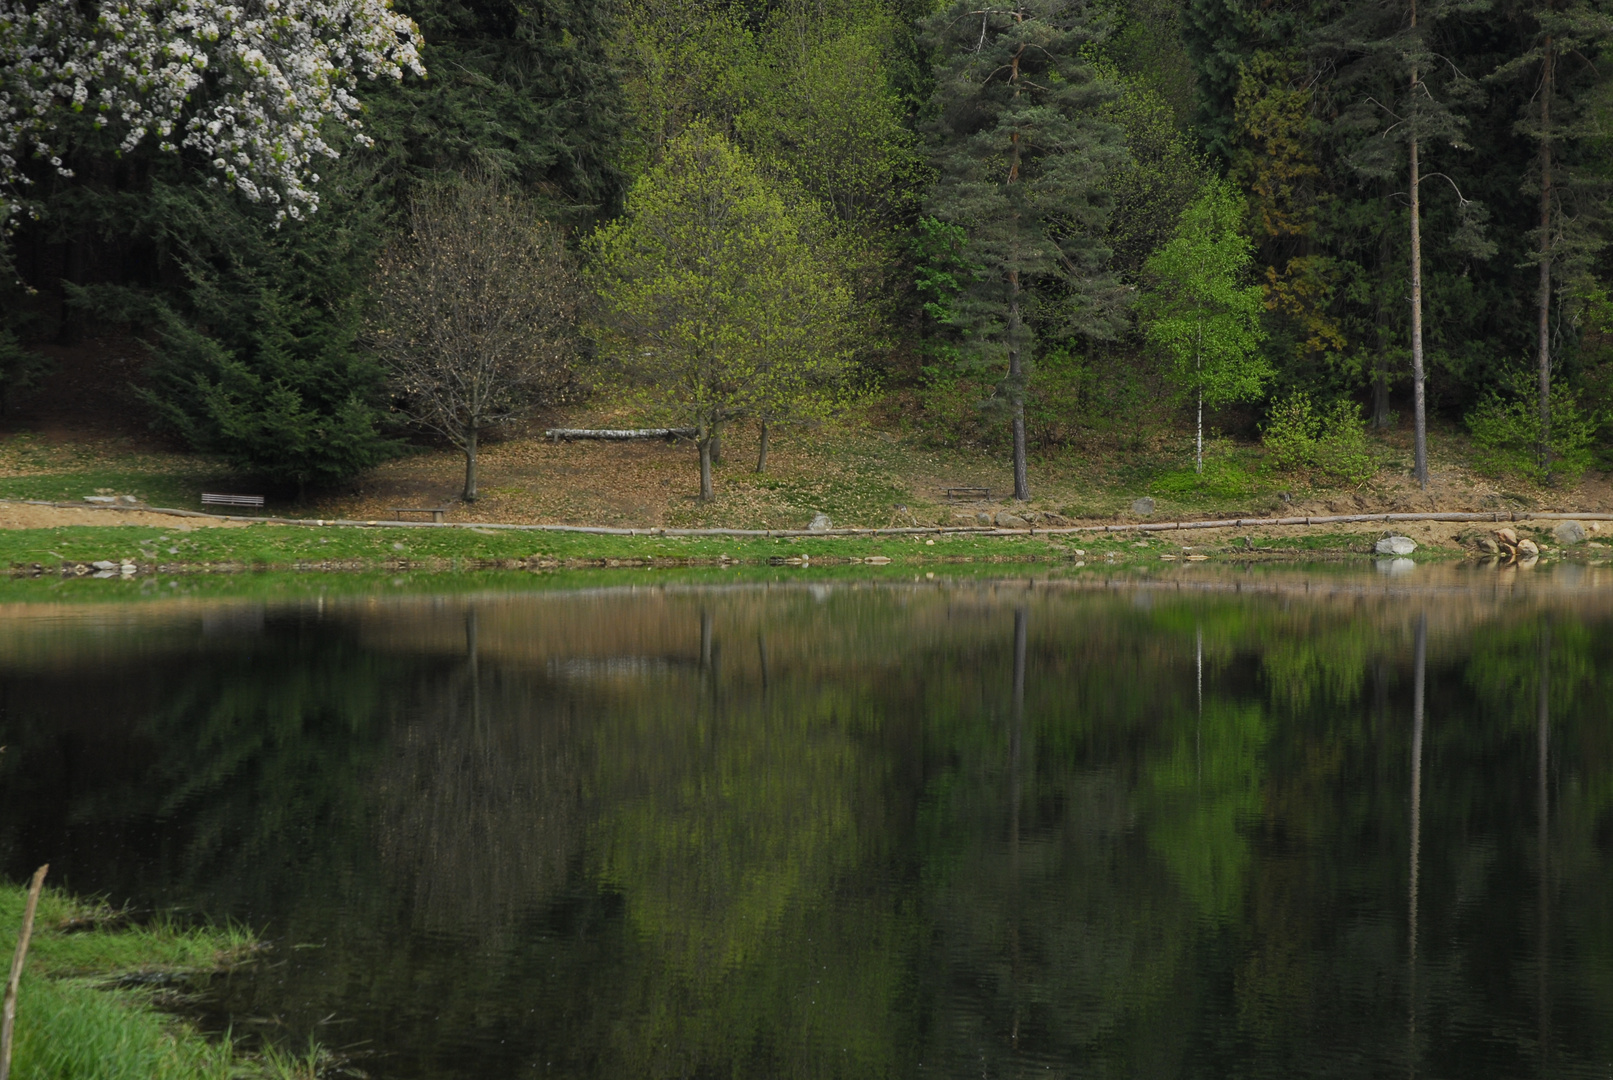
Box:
(922, 0), (1126, 501)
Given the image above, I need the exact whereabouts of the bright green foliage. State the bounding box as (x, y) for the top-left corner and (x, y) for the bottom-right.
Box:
(1142, 178), (1269, 472)
(1467, 370), (1600, 486)
(1261, 392), (1377, 486)
(923, 0), (1127, 498)
(588, 127), (856, 500)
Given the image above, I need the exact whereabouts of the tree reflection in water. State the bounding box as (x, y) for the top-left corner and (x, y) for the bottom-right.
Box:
(0, 574), (1610, 1079)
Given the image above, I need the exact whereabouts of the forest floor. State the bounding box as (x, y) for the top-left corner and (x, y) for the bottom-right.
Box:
(3, 333), (1611, 570)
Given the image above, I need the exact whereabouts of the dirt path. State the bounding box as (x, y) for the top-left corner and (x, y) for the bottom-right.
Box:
(0, 502), (248, 530)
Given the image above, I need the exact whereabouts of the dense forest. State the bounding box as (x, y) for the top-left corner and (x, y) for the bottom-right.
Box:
(4, 0), (1613, 500)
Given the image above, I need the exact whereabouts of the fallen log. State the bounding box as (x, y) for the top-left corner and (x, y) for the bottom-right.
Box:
(545, 427), (696, 441)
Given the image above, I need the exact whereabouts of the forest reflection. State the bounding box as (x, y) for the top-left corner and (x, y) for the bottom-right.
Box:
(1, 573), (1611, 1080)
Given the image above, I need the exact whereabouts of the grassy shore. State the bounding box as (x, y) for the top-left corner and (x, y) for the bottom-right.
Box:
(0, 883), (316, 1080)
(0, 518), (1443, 578)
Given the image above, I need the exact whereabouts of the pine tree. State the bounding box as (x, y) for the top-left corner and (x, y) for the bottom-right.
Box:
(922, 0), (1126, 501)
(1488, 0), (1613, 483)
(1317, 0), (1494, 489)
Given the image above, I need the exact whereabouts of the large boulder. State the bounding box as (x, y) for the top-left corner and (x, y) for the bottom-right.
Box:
(1375, 535), (1417, 556)
(807, 513), (832, 532)
(995, 511), (1030, 529)
(1131, 497), (1156, 516)
(1553, 520), (1586, 545)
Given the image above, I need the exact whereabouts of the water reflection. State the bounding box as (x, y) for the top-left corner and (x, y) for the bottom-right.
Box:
(0, 570), (1611, 1079)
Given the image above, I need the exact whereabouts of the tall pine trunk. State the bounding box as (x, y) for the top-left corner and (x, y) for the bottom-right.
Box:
(462, 427), (479, 502)
(1408, 0), (1430, 489)
(1538, 38), (1555, 482)
(1373, 179), (1395, 429)
(1009, 269), (1029, 501)
(755, 420), (770, 473)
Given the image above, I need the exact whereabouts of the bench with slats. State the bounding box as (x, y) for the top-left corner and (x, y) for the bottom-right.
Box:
(389, 507), (451, 523)
(945, 486), (992, 502)
(201, 492), (265, 511)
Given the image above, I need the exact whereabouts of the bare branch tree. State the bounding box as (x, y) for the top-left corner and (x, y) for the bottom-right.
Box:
(367, 175), (582, 501)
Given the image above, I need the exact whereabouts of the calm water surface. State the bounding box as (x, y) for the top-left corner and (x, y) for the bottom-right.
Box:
(2, 565), (1611, 1078)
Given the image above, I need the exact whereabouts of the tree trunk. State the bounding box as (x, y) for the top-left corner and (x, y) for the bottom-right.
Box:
(1373, 179), (1395, 429)
(462, 428), (479, 502)
(756, 420), (770, 473)
(1009, 270), (1029, 502)
(1196, 383), (1204, 475)
(698, 426), (715, 502)
(1408, 2), (1429, 489)
(1538, 41), (1555, 482)
(710, 432), (723, 466)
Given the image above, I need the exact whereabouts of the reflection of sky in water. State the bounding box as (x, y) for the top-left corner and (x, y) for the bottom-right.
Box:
(1, 569), (1611, 1080)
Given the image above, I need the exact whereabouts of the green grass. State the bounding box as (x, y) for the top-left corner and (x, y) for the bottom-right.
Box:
(0, 470), (228, 512)
(0, 884), (312, 1080)
(0, 522), (1106, 570)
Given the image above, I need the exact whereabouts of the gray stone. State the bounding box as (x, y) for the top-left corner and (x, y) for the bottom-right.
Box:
(83, 495), (115, 504)
(995, 512), (1029, 528)
(1517, 537), (1540, 556)
(116, 494), (139, 505)
(808, 512), (832, 532)
(91, 560), (117, 571)
(975, 511), (993, 525)
(1131, 497), (1156, 516)
(1477, 536), (1499, 554)
(1375, 535), (1417, 556)
(1552, 520), (1587, 545)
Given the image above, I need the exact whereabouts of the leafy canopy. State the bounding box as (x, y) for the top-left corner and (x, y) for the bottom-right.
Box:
(587, 125), (855, 450)
(1142, 178), (1269, 405)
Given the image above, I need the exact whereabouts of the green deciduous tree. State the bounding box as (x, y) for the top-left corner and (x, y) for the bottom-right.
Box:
(923, 0), (1127, 501)
(588, 127), (855, 501)
(1142, 179), (1270, 474)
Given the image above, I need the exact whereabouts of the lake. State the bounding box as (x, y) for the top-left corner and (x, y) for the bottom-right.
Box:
(2, 564), (1611, 1078)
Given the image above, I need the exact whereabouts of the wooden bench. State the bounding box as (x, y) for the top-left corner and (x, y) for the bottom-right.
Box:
(389, 507), (451, 523)
(945, 486), (992, 502)
(201, 493), (264, 512)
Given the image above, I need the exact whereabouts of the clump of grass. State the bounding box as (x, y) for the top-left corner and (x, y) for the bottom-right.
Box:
(0, 884), (310, 1080)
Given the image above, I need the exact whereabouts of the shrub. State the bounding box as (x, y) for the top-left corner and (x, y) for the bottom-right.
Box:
(1262, 392), (1377, 486)
(1466, 370), (1598, 486)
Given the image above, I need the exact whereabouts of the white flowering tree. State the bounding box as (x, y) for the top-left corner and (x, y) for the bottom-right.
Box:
(0, 0), (424, 223)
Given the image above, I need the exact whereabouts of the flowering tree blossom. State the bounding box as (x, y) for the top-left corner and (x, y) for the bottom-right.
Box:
(0, 0), (424, 222)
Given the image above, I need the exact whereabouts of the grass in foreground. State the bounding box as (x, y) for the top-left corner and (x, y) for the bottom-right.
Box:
(0, 884), (308, 1080)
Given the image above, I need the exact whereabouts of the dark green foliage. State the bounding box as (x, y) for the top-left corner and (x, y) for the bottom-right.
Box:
(923, 0), (1128, 495)
(0, 327), (51, 415)
(365, 0), (628, 222)
(127, 176), (399, 495)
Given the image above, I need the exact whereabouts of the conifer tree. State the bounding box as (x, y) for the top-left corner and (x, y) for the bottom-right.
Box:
(1318, 0), (1494, 489)
(922, 0), (1126, 501)
(1488, 0), (1613, 482)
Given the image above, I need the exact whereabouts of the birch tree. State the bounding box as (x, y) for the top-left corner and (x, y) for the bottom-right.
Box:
(1142, 180), (1268, 474)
